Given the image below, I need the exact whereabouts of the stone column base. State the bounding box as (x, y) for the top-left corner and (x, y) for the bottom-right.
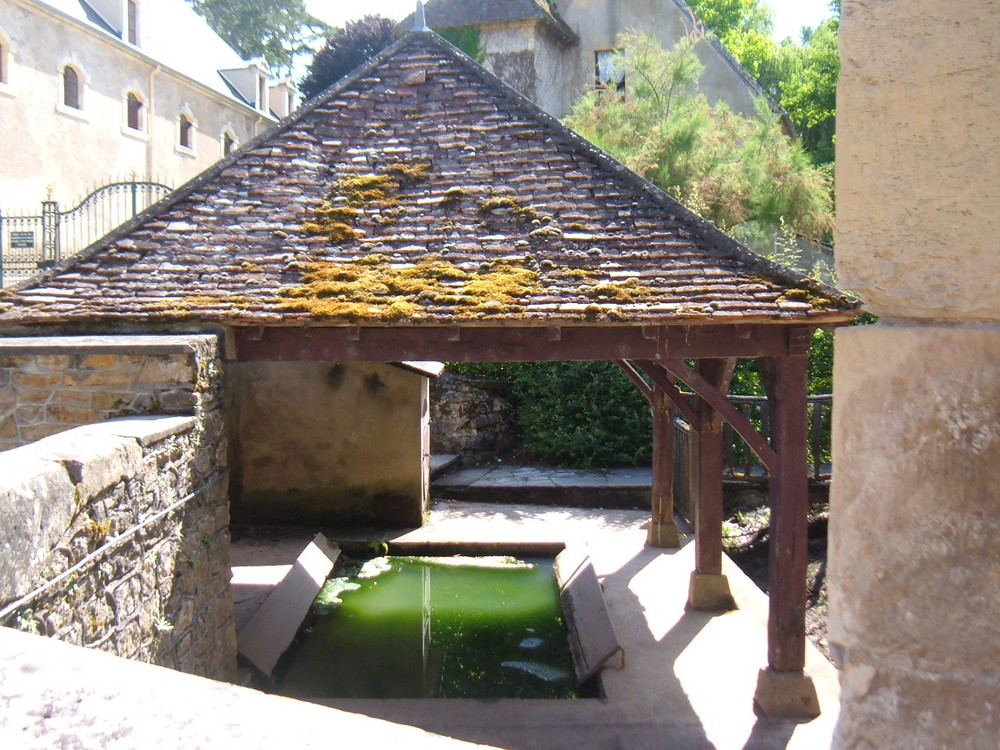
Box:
(646, 520), (680, 548)
(686, 572), (736, 611)
(753, 667), (821, 719)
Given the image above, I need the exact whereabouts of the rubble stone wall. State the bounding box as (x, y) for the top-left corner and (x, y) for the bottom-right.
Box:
(430, 372), (517, 456)
(0, 334), (234, 681)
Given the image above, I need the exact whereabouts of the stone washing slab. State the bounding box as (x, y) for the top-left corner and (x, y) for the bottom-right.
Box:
(237, 533), (341, 676)
(554, 548), (623, 683)
(0, 334), (217, 355)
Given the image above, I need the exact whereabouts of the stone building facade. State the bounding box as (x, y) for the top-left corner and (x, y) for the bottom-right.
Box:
(0, 0), (296, 210)
(422, 0), (785, 123)
(830, 1), (1000, 747)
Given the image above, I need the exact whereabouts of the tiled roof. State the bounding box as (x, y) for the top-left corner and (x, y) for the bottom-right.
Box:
(0, 31), (859, 328)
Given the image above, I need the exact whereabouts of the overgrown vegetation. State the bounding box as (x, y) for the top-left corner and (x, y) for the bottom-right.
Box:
(686, 0), (840, 167)
(452, 361), (652, 468)
(565, 30), (833, 251)
(436, 25), (486, 63)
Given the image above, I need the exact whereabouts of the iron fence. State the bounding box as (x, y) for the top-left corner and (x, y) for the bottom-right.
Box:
(0, 180), (171, 287)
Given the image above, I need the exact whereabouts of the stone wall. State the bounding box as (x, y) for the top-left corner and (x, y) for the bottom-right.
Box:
(430, 372), (517, 456)
(0, 417), (234, 680)
(0, 333), (233, 681)
(0, 335), (221, 451)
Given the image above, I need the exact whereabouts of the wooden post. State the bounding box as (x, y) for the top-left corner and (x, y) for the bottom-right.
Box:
(753, 334), (821, 717)
(648, 387), (680, 547)
(687, 359), (736, 611)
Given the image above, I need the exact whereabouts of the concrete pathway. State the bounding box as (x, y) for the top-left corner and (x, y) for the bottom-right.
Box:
(230, 500), (840, 750)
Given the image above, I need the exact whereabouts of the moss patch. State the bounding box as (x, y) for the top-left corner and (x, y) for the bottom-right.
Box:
(279, 255), (539, 321)
(477, 195), (540, 222)
(305, 159), (433, 243)
(582, 278), (654, 303)
(777, 287), (834, 308)
(441, 187), (469, 206)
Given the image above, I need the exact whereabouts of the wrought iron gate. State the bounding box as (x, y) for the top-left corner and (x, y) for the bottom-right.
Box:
(0, 180), (171, 287)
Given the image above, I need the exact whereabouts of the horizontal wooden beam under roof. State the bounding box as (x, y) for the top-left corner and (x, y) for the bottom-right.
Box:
(232, 323), (812, 363)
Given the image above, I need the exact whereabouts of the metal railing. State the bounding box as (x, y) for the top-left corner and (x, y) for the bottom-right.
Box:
(0, 179), (171, 287)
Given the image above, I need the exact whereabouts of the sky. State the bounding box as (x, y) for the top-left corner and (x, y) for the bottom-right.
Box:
(305, 0), (835, 43)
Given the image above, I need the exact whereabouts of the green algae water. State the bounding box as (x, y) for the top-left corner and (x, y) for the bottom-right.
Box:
(274, 555), (582, 699)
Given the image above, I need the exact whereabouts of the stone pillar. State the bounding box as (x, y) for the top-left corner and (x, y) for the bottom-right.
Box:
(832, 2), (1000, 746)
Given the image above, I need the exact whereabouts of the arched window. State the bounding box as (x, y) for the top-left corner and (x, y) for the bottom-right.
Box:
(178, 113), (193, 148)
(63, 66), (81, 109)
(126, 91), (144, 130)
(0, 37), (7, 85)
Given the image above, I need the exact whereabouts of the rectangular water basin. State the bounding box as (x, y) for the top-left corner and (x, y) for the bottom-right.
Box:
(271, 552), (595, 700)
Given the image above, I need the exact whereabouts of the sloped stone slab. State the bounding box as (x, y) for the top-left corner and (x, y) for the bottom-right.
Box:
(554, 548), (623, 683)
(237, 534), (340, 675)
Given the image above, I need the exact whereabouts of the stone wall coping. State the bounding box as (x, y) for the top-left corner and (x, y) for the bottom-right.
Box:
(0, 334), (218, 354)
(0, 628), (484, 748)
(69, 415), (199, 447)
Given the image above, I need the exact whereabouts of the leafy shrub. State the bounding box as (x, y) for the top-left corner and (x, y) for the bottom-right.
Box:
(450, 361), (652, 468)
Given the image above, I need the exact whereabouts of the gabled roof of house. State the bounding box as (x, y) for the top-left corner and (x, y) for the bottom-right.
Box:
(37, 0), (266, 110)
(0, 30), (858, 328)
(418, 0), (579, 45)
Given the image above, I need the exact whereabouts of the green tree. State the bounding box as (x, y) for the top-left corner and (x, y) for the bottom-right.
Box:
(565, 31), (833, 248)
(687, 0), (841, 166)
(774, 17), (840, 165)
(187, 0), (328, 73)
(299, 15), (399, 99)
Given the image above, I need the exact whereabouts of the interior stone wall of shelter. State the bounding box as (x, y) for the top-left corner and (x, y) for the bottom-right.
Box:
(831, 1), (1000, 747)
(229, 361), (428, 527)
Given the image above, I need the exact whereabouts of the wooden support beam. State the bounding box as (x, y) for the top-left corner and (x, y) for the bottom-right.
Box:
(233, 324), (796, 363)
(614, 360), (653, 405)
(760, 353), (810, 673)
(632, 361), (698, 425)
(753, 349), (820, 718)
(687, 359), (735, 611)
(648, 387), (680, 547)
(663, 357), (780, 474)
